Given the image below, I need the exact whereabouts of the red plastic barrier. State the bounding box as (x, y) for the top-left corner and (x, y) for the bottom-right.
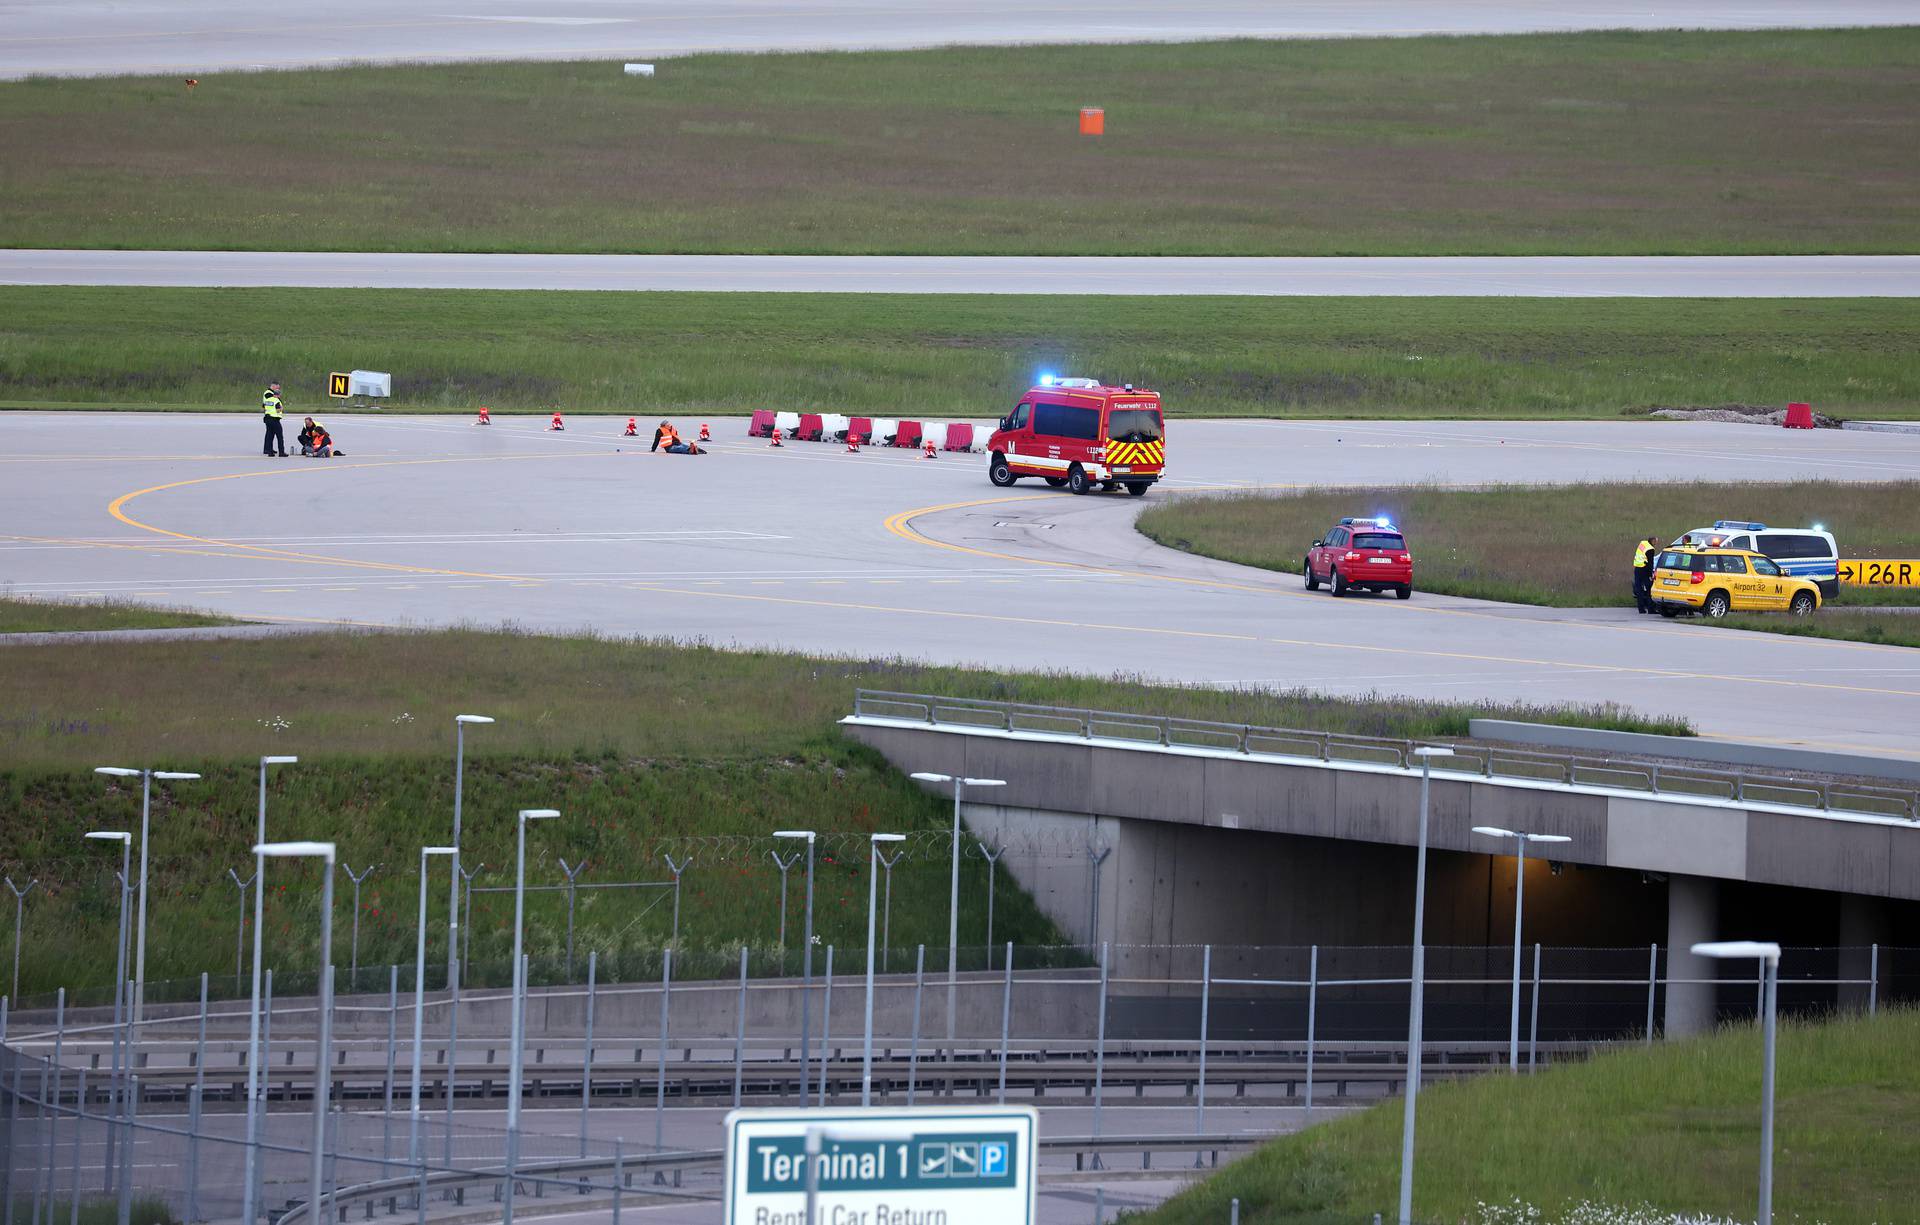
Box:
(797, 413), (824, 441)
(748, 409), (776, 437)
(943, 423), (973, 452)
(1783, 402), (1815, 429)
(848, 416), (874, 445)
(893, 419), (922, 448)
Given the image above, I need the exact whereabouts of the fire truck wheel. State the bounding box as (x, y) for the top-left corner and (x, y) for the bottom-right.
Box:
(1043, 476), (1067, 488)
(1124, 482), (1151, 497)
(1330, 568), (1349, 597)
(1066, 465), (1092, 495)
(1396, 584), (1413, 600)
(989, 455), (1018, 487)
(1304, 560), (1320, 590)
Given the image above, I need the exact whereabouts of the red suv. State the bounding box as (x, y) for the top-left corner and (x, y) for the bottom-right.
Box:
(1305, 518), (1413, 599)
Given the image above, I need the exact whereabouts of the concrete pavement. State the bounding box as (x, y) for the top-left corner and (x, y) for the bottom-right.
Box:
(6, 251), (1920, 295)
(5, 0), (1913, 80)
(5, 411), (1920, 758)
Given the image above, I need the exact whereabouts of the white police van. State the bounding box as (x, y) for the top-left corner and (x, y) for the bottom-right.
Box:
(1671, 520), (1839, 598)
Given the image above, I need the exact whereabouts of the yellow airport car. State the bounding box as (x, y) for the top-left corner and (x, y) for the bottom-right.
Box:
(1651, 547), (1822, 618)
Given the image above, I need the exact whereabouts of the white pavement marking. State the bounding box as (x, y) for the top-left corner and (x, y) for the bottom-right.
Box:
(5, 251), (1919, 296)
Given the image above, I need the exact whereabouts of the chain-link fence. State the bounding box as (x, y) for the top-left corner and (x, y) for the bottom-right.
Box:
(0, 942), (1907, 1225)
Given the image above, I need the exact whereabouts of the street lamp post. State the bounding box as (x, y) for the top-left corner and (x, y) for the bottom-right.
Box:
(773, 831), (817, 1104)
(252, 841), (337, 1225)
(410, 847), (458, 1173)
(863, 833), (906, 1106)
(84, 831), (131, 1190)
(449, 715), (494, 991)
(94, 766), (201, 1020)
(233, 755), (296, 1225)
(504, 809), (558, 1225)
(1396, 746), (1453, 1225)
(909, 773), (1005, 1048)
(1692, 940), (1783, 1225)
(1471, 826), (1572, 1070)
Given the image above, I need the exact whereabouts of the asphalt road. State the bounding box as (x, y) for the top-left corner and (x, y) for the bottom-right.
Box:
(7, 251), (1920, 296)
(6, 412), (1920, 759)
(5, 0), (1913, 79)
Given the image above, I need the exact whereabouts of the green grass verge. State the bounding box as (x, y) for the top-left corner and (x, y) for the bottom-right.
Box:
(4, 289), (1917, 419)
(0, 628), (1688, 998)
(0, 596), (240, 634)
(1140, 1008), (1920, 1224)
(1137, 483), (1920, 613)
(2, 31), (1916, 255)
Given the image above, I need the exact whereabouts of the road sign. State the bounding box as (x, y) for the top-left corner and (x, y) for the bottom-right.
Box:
(328, 372), (350, 398)
(1839, 558), (1920, 587)
(724, 1106), (1037, 1225)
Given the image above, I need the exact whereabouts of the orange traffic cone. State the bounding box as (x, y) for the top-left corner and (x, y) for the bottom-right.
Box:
(770, 428), (784, 448)
(549, 410), (565, 431)
(698, 422), (711, 442)
(475, 406), (492, 426)
(922, 437), (938, 459)
(846, 432), (862, 453)
(624, 417), (638, 437)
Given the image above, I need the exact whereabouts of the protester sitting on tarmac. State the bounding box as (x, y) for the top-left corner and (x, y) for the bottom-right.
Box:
(651, 420), (704, 455)
(298, 416), (341, 458)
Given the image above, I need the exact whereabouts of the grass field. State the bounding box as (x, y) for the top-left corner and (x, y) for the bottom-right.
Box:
(0, 596), (239, 634)
(1139, 1007), (1920, 1224)
(2, 31), (1916, 255)
(0, 628), (1688, 998)
(1137, 483), (1920, 610)
(4, 289), (1917, 420)
(1721, 608), (1920, 649)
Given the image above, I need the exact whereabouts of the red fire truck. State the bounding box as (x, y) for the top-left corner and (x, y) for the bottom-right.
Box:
(985, 377), (1165, 496)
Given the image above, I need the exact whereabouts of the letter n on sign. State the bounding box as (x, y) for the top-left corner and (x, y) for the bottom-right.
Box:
(328, 372), (351, 398)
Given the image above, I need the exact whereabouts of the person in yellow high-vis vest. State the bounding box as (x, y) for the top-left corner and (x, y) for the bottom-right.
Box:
(1632, 536), (1657, 613)
(261, 382), (288, 457)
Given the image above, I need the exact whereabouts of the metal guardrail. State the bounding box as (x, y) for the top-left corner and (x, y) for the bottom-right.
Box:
(286, 1134), (1261, 1225)
(851, 690), (1920, 822)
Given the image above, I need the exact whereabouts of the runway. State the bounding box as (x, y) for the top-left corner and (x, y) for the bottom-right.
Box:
(4, 0), (1912, 80)
(7, 252), (1920, 296)
(6, 412), (1920, 759)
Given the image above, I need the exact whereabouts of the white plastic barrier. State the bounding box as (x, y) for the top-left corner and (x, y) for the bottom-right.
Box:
(872, 418), (899, 445)
(821, 413), (850, 440)
(919, 421), (947, 450)
(774, 411), (802, 436)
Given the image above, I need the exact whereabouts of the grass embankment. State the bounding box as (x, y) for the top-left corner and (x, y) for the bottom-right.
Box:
(0, 629), (1688, 998)
(1140, 1007), (1920, 1225)
(0, 596), (239, 634)
(1, 31), (1915, 255)
(3, 290), (1917, 420)
(1138, 483), (1920, 611)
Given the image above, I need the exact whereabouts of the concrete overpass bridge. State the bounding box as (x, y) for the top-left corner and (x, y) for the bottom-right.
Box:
(847, 691), (1920, 1036)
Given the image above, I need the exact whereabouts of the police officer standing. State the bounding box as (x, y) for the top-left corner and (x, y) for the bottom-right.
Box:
(262, 381), (288, 457)
(1632, 535), (1657, 613)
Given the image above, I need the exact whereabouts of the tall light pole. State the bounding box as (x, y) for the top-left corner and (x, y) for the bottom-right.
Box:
(909, 773), (1005, 1046)
(863, 833), (906, 1107)
(253, 841), (336, 1225)
(1472, 827), (1571, 1070)
(773, 830), (817, 1105)
(94, 766), (201, 1019)
(84, 830), (131, 1186)
(449, 715), (493, 990)
(1397, 746), (1453, 1225)
(1693, 940), (1783, 1225)
(410, 847), (457, 1172)
(236, 754), (297, 1225)
(505, 809), (558, 1225)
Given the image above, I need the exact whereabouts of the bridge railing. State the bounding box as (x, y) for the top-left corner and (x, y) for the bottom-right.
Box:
(851, 689), (1920, 821)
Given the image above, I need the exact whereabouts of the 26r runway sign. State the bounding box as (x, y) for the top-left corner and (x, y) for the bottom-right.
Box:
(724, 1106), (1037, 1225)
(1839, 559), (1920, 587)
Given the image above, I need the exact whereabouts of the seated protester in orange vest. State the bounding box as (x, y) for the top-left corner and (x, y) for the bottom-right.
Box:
(655, 421), (703, 455)
(298, 416), (341, 458)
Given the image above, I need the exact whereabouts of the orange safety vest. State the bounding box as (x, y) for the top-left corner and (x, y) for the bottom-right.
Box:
(663, 425), (680, 446)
